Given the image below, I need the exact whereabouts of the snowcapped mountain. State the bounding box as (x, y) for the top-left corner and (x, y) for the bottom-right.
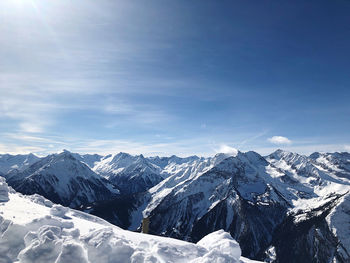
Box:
(0, 176), (260, 263)
(1, 149), (350, 262)
(70, 152), (104, 168)
(264, 150), (350, 262)
(309, 151), (350, 180)
(121, 150), (350, 262)
(5, 150), (119, 208)
(93, 152), (164, 194)
(136, 151), (289, 259)
(266, 149), (350, 201)
(92, 153), (208, 195)
(147, 155), (200, 169)
(0, 153), (40, 175)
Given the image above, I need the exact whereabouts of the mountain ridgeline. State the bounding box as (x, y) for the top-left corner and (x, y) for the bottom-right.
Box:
(1, 149), (349, 263)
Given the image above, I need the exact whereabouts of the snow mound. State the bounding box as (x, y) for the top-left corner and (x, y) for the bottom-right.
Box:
(0, 177), (9, 202)
(0, 188), (260, 263)
(28, 194), (53, 208)
(50, 205), (69, 218)
(196, 230), (241, 260)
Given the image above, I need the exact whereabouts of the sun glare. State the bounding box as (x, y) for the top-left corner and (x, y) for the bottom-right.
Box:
(10, 0), (26, 6)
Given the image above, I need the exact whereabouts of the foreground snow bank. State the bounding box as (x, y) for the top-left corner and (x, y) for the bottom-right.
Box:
(0, 177), (9, 202)
(0, 178), (259, 263)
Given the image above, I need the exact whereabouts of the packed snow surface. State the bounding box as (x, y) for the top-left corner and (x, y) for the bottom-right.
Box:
(0, 177), (259, 263)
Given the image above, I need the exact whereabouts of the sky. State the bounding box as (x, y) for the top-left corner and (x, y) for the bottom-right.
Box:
(1, 0), (350, 157)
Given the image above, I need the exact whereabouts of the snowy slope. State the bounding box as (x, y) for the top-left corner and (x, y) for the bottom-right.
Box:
(0, 177), (260, 263)
(137, 152), (289, 259)
(0, 153), (40, 175)
(310, 151), (350, 180)
(266, 149), (350, 205)
(143, 151), (287, 219)
(92, 153), (212, 195)
(147, 155), (200, 169)
(70, 152), (103, 169)
(93, 153), (164, 194)
(6, 150), (119, 208)
(264, 150), (350, 262)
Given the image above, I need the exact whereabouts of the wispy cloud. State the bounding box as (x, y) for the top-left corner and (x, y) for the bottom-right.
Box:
(0, 132), (214, 157)
(0, 143), (45, 155)
(268, 136), (292, 145)
(236, 130), (269, 147)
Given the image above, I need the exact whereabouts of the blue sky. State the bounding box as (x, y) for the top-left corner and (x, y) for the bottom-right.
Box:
(1, 0), (350, 156)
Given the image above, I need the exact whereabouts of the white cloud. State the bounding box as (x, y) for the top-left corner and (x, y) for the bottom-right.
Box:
(344, 145), (350, 152)
(268, 136), (292, 145)
(216, 144), (238, 157)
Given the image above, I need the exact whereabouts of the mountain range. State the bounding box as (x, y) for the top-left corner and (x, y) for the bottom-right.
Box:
(1, 149), (349, 262)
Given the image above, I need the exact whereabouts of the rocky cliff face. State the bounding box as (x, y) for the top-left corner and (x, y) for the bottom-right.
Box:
(269, 193), (350, 263)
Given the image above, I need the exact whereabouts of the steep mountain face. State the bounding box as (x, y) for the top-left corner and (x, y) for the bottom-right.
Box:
(81, 153), (238, 231)
(266, 150), (350, 187)
(81, 192), (144, 229)
(309, 152), (350, 180)
(6, 150), (119, 208)
(143, 152), (289, 259)
(0, 153), (40, 175)
(93, 153), (164, 194)
(118, 150), (349, 262)
(269, 192), (350, 263)
(92, 153), (208, 195)
(147, 155), (200, 169)
(70, 152), (103, 168)
(146, 153), (237, 211)
(264, 150), (350, 263)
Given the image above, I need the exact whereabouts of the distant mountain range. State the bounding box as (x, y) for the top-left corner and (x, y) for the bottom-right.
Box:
(1, 149), (349, 262)
(4, 150), (119, 207)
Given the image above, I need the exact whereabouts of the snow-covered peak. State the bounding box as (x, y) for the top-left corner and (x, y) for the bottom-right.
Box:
(5, 152), (119, 208)
(68, 152), (103, 168)
(0, 153), (40, 175)
(309, 151), (350, 180)
(267, 149), (305, 162)
(147, 155), (200, 169)
(309, 151), (321, 160)
(265, 148), (350, 206)
(266, 149), (315, 175)
(25, 151), (101, 181)
(309, 151), (350, 165)
(92, 152), (164, 194)
(111, 152), (134, 162)
(93, 152), (140, 175)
